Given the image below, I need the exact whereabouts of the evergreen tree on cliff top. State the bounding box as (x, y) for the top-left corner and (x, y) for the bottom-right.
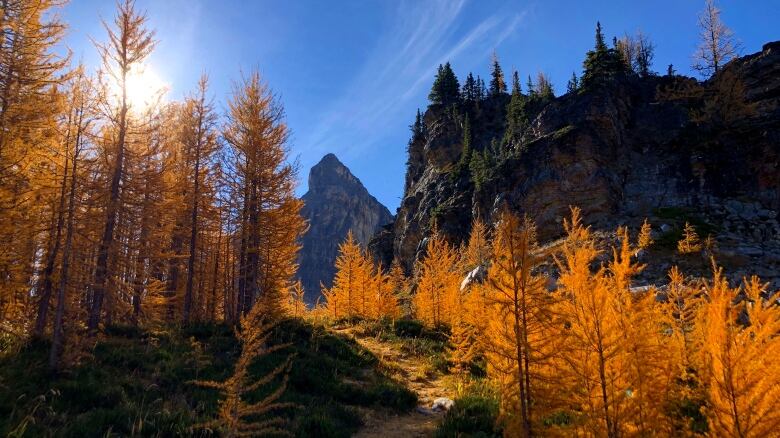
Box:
(462, 72), (478, 103)
(581, 22), (627, 88)
(428, 62), (460, 105)
(489, 52), (507, 96)
(504, 70), (528, 147)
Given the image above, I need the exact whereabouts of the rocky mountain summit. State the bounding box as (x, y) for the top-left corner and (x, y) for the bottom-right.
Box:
(299, 153), (393, 303)
(371, 41), (780, 289)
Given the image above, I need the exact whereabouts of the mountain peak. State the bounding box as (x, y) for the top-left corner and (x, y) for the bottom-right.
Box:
(299, 154), (393, 303)
(307, 153), (363, 194)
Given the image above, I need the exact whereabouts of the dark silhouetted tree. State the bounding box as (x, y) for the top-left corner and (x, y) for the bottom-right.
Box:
(504, 70), (528, 147)
(489, 52), (507, 96)
(462, 72), (478, 103)
(428, 62), (460, 105)
(581, 22), (627, 88)
(567, 71), (580, 93)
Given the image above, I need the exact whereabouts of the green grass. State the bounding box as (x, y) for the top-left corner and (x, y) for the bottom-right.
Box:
(436, 381), (502, 438)
(0, 318), (416, 437)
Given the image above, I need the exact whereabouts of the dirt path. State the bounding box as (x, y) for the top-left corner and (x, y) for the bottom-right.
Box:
(334, 328), (453, 438)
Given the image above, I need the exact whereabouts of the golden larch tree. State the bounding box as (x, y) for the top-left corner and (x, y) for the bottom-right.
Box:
(48, 68), (95, 369)
(609, 226), (677, 436)
(372, 266), (401, 319)
(699, 268), (780, 437)
(413, 229), (460, 328)
(678, 222), (702, 255)
(180, 74), (220, 324)
(386, 260), (410, 317)
(88, 0), (157, 334)
(662, 266), (704, 384)
(483, 211), (556, 436)
(194, 302), (294, 436)
(285, 280), (306, 319)
(0, 0), (67, 335)
(223, 70), (304, 320)
(555, 208), (628, 437)
(461, 216), (490, 272)
(325, 231), (363, 319)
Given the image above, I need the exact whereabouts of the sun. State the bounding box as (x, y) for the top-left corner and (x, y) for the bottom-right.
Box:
(113, 63), (168, 111)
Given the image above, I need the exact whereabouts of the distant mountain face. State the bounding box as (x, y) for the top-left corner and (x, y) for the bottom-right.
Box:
(298, 153), (393, 304)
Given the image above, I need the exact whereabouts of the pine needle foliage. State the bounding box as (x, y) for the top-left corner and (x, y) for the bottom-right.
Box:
(194, 303), (295, 437)
(678, 222), (702, 254)
(699, 268), (780, 437)
(483, 211), (557, 437)
(413, 229), (461, 328)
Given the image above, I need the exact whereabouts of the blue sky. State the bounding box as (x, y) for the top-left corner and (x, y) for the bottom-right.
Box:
(60, 0), (777, 212)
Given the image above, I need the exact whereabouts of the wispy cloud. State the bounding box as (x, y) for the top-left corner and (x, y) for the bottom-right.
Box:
(299, 0), (528, 166)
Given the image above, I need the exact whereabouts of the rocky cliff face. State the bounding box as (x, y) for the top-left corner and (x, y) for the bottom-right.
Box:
(299, 154), (393, 303)
(371, 41), (780, 288)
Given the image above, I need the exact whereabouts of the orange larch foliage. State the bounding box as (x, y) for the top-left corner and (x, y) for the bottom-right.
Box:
(0, 0), (67, 336)
(462, 216), (490, 272)
(412, 229), (460, 328)
(609, 227), (677, 436)
(324, 231), (364, 319)
(353, 249), (375, 318)
(223, 71), (305, 320)
(678, 222), (702, 255)
(372, 267), (401, 320)
(699, 268), (780, 437)
(637, 218), (653, 250)
(285, 280), (306, 319)
(452, 217), (492, 373)
(483, 211), (556, 436)
(194, 302), (294, 436)
(448, 314), (478, 375)
(663, 266), (704, 383)
(386, 260), (411, 317)
(555, 208), (674, 437)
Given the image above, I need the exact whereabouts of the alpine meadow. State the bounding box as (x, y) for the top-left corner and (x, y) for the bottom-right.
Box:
(2, 1), (780, 437)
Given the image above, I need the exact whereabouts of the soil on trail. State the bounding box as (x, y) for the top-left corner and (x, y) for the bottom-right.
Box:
(334, 327), (454, 437)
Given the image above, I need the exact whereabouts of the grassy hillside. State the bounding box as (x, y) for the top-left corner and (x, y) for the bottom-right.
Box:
(0, 319), (416, 437)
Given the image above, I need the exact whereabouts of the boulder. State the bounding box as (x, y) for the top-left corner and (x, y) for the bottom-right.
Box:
(431, 397), (455, 412)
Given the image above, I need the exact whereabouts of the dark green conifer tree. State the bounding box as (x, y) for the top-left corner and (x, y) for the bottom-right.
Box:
(504, 70), (528, 148)
(428, 62), (461, 105)
(411, 108), (425, 141)
(581, 21), (627, 88)
(453, 114), (473, 179)
(567, 71), (580, 93)
(526, 75), (536, 99)
(536, 72), (555, 101)
(405, 109), (425, 189)
(511, 70), (521, 95)
(470, 138), (498, 189)
(462, 72), (477, 103)
(489, 52), (507, 96)
(459, 115), (472, 167)
(477, 77), (487, 101)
